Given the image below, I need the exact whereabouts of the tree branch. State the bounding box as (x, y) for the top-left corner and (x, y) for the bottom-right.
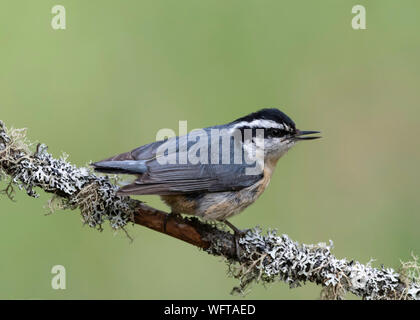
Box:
(0, 119), (419, 300)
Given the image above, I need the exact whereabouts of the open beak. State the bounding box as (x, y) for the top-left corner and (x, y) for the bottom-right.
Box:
(294, 130), (321, 141)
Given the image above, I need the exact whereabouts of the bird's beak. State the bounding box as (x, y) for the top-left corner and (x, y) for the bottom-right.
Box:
(294, 130), (321, 141)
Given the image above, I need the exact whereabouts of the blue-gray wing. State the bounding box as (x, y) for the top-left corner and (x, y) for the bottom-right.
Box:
(118, 163), (263, 195)
(115, 128), (263, 195)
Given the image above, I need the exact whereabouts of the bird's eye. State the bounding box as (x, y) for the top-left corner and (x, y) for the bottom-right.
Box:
(264, 128), (283, 138)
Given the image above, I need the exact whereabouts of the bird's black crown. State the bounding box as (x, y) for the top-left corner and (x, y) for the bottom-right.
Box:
(232, 108), (296, 130)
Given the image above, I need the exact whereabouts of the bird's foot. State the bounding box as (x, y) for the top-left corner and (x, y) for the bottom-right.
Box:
(223, 220), (250, 261)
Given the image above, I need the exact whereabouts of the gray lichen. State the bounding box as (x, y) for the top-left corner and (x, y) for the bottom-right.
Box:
(215, 227), (420, 300)
(0, 121), (138, 230)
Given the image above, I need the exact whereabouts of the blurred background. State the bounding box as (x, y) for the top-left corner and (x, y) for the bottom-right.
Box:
(0, 0), (419, 299)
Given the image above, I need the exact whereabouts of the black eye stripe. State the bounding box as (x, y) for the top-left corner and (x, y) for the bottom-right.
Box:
(234, 126), (291, 140)
(264, 128), (287, 138)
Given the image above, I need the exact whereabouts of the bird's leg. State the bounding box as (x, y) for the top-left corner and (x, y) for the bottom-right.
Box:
(163, 211), (182, 233)
(223, 220), (250, 260)
(224, 220), (246, 235)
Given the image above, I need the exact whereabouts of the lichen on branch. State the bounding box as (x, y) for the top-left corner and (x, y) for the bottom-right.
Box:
(224, 228), (420, 299)
(0, 120), (137, 229)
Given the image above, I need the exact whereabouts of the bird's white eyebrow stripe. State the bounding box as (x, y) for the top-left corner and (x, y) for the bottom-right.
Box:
(232, 120), (285, 130)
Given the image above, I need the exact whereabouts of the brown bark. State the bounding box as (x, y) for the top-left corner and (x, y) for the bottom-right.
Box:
(133, 203), (236, 259)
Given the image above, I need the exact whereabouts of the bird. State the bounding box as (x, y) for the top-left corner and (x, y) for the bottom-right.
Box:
(92, 108), (320, 236)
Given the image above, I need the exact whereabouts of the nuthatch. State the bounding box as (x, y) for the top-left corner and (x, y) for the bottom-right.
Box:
(93, 108), (320, 235)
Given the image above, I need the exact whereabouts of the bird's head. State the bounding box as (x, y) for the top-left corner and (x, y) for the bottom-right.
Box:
(231, 108), (321, 163)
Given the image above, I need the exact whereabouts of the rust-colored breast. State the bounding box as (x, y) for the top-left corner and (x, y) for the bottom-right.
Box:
(255, 166), (273, 195)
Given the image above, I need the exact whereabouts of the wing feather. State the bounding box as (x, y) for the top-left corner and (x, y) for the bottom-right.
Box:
(109, 128), (263, 195)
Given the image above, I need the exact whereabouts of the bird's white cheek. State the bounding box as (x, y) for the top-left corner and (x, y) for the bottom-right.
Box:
(266, 138), (294, 159)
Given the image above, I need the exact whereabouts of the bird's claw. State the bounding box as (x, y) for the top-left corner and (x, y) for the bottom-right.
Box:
(223, 220), (250, 261)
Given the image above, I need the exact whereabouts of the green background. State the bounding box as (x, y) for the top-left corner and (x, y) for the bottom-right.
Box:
(0, 0), (419, 299)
